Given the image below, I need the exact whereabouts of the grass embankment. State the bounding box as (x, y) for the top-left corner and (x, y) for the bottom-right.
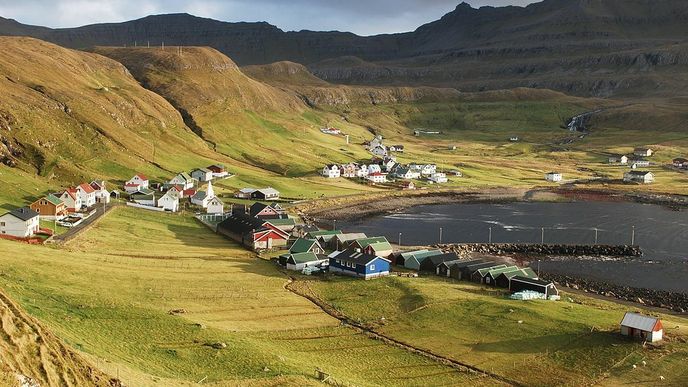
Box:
(0, 207), (492, 386)
(307, 276), (688, 387)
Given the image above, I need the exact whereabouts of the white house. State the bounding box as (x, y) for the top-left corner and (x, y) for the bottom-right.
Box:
(545, 172), (563, 183)
(322, 164), (341, 178)
(633, 148), (653, 157)
(192, 181), (215, 208)
(608, 155), (628, 165)
(429, 172), (448, 183)
(371, 145), (388, 157)
(191, 168), (214, 182)
(169, 172), (195, 190)
(383, 159), (397, 172)
(367, 164), (382, 175)
(394, 167), (420, 180)
(631, 158), (650, 168)
(57, 189), (82, 213)
(76, 183), (97, 209)
(624, 171), (654, 184)
(356, 165), (369, 178)
(157, 191), (180, 212)
(207, 196), (225, 214)
(90, 181), (110, 204)
(125, 174), (149, 193)
(366, 172), (387, 184)
(368, 135), (384, 150)
(0, 207), (40, 238)
(420, 164), (437, 176)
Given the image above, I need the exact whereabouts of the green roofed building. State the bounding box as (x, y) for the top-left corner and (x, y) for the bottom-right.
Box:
(286, 252), (328, 271)
(471, 264), (507, 283)
(289, 238), (324, 255)
(495, 267), (538, 288)
(306, 230), (342, 243)
(483, 266), (520, 286)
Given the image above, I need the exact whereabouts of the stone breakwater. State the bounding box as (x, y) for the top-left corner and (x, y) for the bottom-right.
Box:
(544, 274), (688, 313)
(440, 243), (642, 258)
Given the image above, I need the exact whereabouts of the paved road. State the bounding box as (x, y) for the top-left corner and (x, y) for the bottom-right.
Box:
(53, 203), (119, 243)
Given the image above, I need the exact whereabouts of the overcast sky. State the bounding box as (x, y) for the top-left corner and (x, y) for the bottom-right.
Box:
(0, 0), (536, 35)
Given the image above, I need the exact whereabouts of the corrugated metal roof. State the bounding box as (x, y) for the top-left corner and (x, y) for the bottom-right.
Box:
(621, 312), (660, 332)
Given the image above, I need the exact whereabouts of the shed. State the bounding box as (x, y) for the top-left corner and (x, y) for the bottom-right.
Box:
(509, 276), (559, 297)
(495, 267), (538, 288)
(445, 259), (485, 279)
(461, 262), (500, 281)
(471, 264), (508, 283)
(620, 312), (663, 342)
(418, 252), (459, 273)
(395, 249), (428, 266)
(403, 250), (443, 271)
(484, 266), (521, 286)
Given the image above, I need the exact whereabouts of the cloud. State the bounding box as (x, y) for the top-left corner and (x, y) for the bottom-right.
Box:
(0, 0), (537, 35)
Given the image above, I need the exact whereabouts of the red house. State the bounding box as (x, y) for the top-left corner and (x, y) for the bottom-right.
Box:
(217, 213), (289, 250)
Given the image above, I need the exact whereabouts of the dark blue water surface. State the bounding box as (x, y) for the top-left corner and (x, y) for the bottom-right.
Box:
(340, 202), (688, 293)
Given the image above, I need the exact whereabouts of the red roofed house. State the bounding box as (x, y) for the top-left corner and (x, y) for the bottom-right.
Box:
(125, 174), (149, 194)
(620, 312), (663, 342)
(56, 189), (81, 213)
(76, 183), (97, 209)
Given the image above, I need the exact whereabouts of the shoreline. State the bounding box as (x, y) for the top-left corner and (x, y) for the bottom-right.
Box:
(297, 186), (688, 223)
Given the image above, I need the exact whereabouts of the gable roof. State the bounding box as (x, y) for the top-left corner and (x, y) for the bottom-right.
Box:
(334, 233), (368, 243)
(620, 312), (661, 332)
(192, 168), (212, 174)
(218, 213), (267, 235)
(256, 187), (280, 196)
(40, 194), (64, 206)
(476, 264), (508, 277)
(290, 238), (319, 254)
(448, 259), (485, 269)
(627, 170), (653, 176)
(400, 249), (428, 259)
(2, 207), (39, 221)
(353, 236), (389, 249)
(239, 188), (257, 194)
(288, 252), (326, 265)
(498, 268), (538, 281)
(511, 276), (555, 287)
(264, 218), (295, 227)
(192, 191), (208, 201)
(307, 230), (342, 238)
(133, 173), (148, 180)
(333, 249), (390, 266)
(411, 250), (443, 260)
(423, 252), (459, 267)
(366, 241), (393, 252)
(78, 183), (96, 194)
(486, 266), (520, 278)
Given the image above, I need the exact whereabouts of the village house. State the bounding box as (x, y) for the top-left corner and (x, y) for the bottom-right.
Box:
(364, 240), (394, 259)
(339, 163), (357, 178)
(130, 190), (156, 206)
(388, 145), (404, 153)
(235, 188), (256, 199)
(509, 276), (559, 298)
(322, 164), (341, 178)
(124, 174), (149, 193)
(251, 188), (280, 201)
(329, 249), (391, 279)
(307, 230), (342, 242)
(371, 145), (387, 157)
(630, 158), (650, 168)
(75, 183), (97, 209)
(217, 213), (290, 250)
(208, 164), (230, 178)
(250, 202), (286, 219)
(0, 207), (40, 238)
(157, 190), (180, 212)
(509, 136), (520, 142)
(264, 218), (296, 233)
(320, 127), (341, 135)
(285, 252), (329, 272)
(624, 171), (654, 184)
(429, 172), (448, 183)
(393, 166), (421, 180)
(633, 147), (653, 157)
(401, 181), (415, 190)
(207, 196), (225, 214)
(620, 312), (663, 342)
(90, 181), (110, 204)
(608, 155), (629, 165)
(673, 158), (688, 169)
(356, 165), (369, 178)
(191, 168), (214, 182)
(420, 164), (437, 176)
(169, 172), (195, 190)
(329, 232), (368, 250)
(367, 164), (382, 175)
(56, 189), (81, 213)
(289, 238), (325, 255)
(382, 157), (397, 172)
(367, 135), (384, 151)
(191, 181), (215, 208)
(293, 224), (320, 239)
(366, 172), (387, 184)
(545, 172), (563, 183)
(30, 194), (67, 220)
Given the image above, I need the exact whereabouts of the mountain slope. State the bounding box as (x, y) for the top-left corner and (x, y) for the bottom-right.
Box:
(2, 0), (688, 96)
(0, 36), (217, 183)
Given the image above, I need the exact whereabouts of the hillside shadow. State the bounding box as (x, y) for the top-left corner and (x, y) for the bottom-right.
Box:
(471, 331), (619, 354)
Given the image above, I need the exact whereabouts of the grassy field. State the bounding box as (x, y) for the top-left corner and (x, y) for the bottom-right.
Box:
(0, 207), (497, 386)
(306, 276), (688, 387)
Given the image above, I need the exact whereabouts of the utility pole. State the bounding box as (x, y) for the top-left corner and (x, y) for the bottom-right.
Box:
(147, 41), (150, 48)
(594, 228), (598, 245)
(398, 232), (402, 247)
(333, 219), (337, 231)
(489, 227), (492, 244)
(541, 227), (545, 244)
(631, 226), (635, 245)
(439, 227), (443, 244)
(537, 260), (541, 278)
